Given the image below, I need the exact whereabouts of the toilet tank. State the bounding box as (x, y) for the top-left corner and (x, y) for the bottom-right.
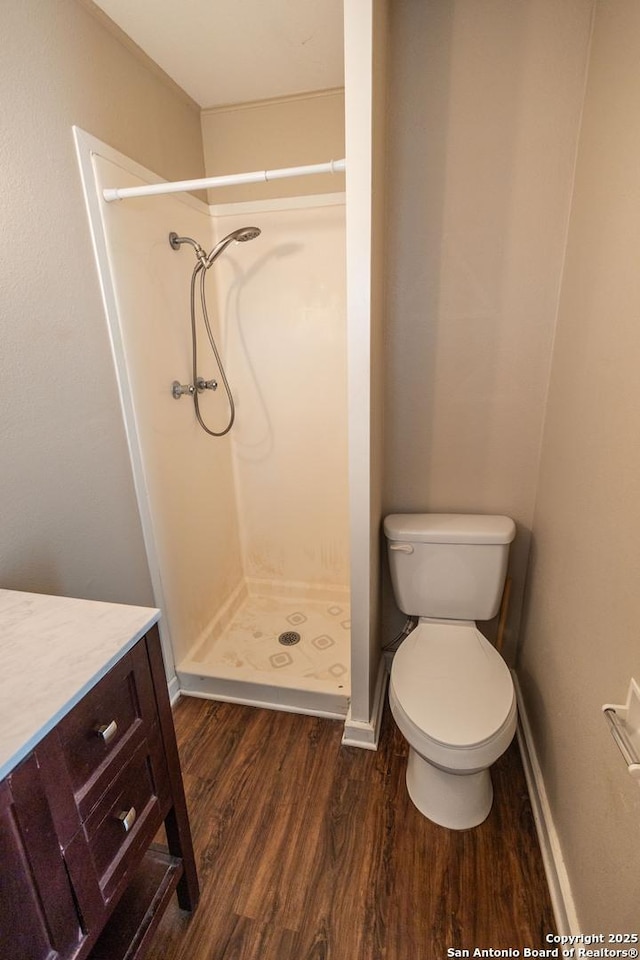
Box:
(384, 514), (516, 620)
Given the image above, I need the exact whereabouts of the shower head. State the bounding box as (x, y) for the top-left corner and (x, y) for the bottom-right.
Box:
(233, 226), (261, 243)
(204, 226), (261, 268)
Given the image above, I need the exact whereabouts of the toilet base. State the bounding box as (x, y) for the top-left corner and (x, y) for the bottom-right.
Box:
(406, 747), (494, 829)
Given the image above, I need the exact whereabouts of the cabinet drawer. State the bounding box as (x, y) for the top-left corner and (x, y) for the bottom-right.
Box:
(57, 642), (157, 818)
(83, 738), (163, 903)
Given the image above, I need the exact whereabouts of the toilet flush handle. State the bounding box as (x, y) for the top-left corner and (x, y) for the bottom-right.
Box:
(389, 543), (414, 554)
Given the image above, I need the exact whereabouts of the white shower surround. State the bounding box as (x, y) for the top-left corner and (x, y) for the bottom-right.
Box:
(75, 128), (350, 716)
(208, 199), (350, 598)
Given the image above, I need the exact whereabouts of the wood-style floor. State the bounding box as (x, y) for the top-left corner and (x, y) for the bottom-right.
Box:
(147, 696), (556, 960)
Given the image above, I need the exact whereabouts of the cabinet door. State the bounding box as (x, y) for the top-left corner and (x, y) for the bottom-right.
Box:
(0, 754), (83, 960)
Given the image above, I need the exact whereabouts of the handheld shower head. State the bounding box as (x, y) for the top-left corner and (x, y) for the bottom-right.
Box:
(233, 226), (261, 243)
(204, 226), (261, 268)
(169, 227), (261, 269)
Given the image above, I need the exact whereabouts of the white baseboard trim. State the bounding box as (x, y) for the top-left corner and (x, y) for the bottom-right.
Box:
(341, 658), (388, 750)
(513, 672), (580, 937)
(167, 673), (181, 706)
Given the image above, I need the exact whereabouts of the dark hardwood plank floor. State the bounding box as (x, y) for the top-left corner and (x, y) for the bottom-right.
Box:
(147, 696), (556, 960)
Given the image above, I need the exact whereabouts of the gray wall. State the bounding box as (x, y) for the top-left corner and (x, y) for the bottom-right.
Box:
(518, 0), (640, 929)
(1, 0), (204, 603)
(382, 0), (593, 658)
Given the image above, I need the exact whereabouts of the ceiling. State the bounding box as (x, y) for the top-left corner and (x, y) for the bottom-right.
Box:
(93, 0), (345, 109)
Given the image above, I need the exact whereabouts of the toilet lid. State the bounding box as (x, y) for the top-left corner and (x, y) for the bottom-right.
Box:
(391, 622), (514, 748)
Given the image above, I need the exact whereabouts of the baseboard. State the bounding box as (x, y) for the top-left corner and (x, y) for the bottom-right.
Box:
(512, 672), (580, 936)
(341, 657), (388, 750)
(167, 673), (181, 706)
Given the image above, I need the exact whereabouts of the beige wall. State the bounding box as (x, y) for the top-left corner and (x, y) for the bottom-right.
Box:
(212, 201), (349, 596)
(382, 0), (594, 657)
(201, 90), (345, 204)
(0, 0), (204, 604)
(518, 0), (640, 929)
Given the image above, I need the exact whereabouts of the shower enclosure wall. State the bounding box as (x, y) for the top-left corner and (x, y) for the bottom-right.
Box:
(79, 133), (350, 718)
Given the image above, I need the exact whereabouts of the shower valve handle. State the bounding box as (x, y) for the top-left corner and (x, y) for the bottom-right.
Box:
(196, 377), (218, 392)
(171, 381), (195, 399)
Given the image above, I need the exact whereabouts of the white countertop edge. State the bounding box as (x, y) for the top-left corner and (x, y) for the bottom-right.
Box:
(0, 592), (160, 781)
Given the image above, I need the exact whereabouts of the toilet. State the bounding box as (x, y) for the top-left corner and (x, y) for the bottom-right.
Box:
(384, 513), (517, 830)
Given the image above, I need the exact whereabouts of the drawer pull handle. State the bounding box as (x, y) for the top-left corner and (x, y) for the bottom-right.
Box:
(95, 720), (118, 744)
(116, 807), (137, 833)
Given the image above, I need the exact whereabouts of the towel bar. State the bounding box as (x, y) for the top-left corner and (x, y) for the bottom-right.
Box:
(603, 678), (640, 783)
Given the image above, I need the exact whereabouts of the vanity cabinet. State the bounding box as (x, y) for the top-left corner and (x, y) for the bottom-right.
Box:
(0, 752), (82, 960)
(0, 622), (198, 960)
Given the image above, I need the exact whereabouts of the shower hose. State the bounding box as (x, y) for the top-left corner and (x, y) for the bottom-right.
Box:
(190, 262), (235, 437)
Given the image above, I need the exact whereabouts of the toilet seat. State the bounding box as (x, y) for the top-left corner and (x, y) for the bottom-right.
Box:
(390, 621), (517, 771)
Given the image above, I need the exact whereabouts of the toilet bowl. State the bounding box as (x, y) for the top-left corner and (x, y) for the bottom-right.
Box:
(384, 513), (517, 830)
(389, 619), (517, 829)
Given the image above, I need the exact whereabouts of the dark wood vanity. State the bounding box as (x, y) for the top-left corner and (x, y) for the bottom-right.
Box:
(0, 599), (198, 960)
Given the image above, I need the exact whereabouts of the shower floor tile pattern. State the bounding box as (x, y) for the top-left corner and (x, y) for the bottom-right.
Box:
(185, 594), (350, 697)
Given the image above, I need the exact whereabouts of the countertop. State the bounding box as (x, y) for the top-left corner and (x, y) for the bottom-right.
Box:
(0, 589), (160, 780)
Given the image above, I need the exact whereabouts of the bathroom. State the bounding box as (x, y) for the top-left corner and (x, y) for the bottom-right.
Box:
(1, 0), (639, 948)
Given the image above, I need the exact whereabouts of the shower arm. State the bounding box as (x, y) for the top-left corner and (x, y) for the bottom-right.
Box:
(169, 233), (207, 267)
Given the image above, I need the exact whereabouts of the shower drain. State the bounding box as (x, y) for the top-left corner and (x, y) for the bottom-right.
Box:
(278, 631), (301, 646)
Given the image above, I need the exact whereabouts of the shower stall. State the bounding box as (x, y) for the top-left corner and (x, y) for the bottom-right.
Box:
(76, 129), (351, 719)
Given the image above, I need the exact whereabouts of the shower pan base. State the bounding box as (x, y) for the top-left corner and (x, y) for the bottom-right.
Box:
(176, 594), (350, 719)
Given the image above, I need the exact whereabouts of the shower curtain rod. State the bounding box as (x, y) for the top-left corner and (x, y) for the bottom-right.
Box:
(102, 157), (346, 203)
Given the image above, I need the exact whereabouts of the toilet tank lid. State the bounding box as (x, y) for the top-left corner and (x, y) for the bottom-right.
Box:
(383, 513), (516, 545)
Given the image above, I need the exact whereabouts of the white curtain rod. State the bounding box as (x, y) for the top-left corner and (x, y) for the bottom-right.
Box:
(102, 158), (346, 203)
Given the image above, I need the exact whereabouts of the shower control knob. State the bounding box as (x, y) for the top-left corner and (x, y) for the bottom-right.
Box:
(196, 377), (218, 392)
(171, 381), (195, 399)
